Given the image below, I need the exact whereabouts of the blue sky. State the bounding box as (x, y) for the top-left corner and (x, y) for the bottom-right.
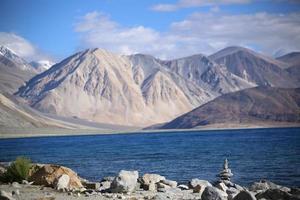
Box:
(0, 0), (300, 61)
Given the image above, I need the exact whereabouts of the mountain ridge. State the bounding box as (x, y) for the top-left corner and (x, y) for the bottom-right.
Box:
(160, 86), (300, 129)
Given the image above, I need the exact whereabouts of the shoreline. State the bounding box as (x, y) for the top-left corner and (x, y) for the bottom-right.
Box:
(0, 123), (299, 139)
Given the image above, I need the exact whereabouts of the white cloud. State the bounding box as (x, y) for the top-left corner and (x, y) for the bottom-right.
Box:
(170, 12), (300, 55)
(75, 11), (300, 59)
(75, 11), (215, 59)
(151, 0), (250, 12)
(0, 32), (52, 61)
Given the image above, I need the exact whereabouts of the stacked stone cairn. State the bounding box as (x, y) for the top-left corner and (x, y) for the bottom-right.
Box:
(218, 158), (233, 182)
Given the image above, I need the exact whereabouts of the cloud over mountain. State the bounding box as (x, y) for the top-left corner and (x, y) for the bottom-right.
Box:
(0, 32), (52, 61)
(75, 11), (300, 59)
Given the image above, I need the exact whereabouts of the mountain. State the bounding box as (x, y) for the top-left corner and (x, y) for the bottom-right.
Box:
(0, 46), (34, 72)
(30, 60), (55, 72)
(160, 87), (300, 129)
(0, 93), (78, 129)
(160, 54), (255, 94)
(16, 47), (260, 126)
(276, 52), (300, 68)
(17, 49), (216, 126)
(209, 46), (297, 87)
(0, 46), (37, 94)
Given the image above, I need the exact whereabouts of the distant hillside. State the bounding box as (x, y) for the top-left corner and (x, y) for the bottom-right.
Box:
(0, 46), (37, 94)
(0, 93), (75, 128)
(209, 46), (298, 87)
(160, 87), (300, 129)
(277, 52), (300, 68)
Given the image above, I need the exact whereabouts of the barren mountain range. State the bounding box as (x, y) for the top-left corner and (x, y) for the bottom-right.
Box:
(160, 87), (300, 129)
(0, 45), (299, 131)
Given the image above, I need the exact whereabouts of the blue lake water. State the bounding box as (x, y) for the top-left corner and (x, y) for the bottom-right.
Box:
(0, 128), (299, 187)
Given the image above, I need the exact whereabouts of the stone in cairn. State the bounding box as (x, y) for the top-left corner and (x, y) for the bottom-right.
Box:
(218, 159), (233, 182)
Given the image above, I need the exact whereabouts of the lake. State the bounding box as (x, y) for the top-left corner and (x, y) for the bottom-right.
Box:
(0, 127), (299, 187)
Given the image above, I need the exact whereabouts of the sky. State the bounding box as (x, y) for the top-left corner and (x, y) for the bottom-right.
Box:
(0, 0), (300, 62)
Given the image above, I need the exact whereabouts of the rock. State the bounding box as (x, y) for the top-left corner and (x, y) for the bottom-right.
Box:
(99, 181), (112, 191)
(256, 188), (298, 200)
(29, 164), (83, 190)
(11, 182), (21, 188)
(193, 185), (202, 193)
(110, 170), (139, 193)
(55, 174), (70, 191)
(102, 176), (115, 182)
(189, 179), (212, 188)
(290, 188), (300, 197)
(216, 182), (228, 192)
(218, 159), (233, 181)
(177, 184), (189, 190)
(233, 191), (256, 200)
(249, 180), (290, 193)
(141, 173), (165, 191)
(11, 190), (19, 196)
(0, 164), (7, 178)
(160, 179), (177, 188)
(157, 182), (171, 190)
(189, 179), (212, 196)
(83, 182), (100, 190)
(0, 190), (15, 200)
(201, 186), (227, 200)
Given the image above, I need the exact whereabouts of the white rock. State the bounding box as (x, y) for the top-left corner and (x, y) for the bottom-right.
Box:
(216, 182), (228, 192)
(110, 170), (139, 193)
(189, 179), (212, 196)
(0, 190), (16, 200)
(160, 179), (177, 188)
(177, 184), (189, 190)
(141, 173), (165, 191)
(56, 174), (70, 191)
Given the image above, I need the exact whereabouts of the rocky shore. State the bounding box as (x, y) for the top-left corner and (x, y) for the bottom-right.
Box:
(0, 160), (299, 200)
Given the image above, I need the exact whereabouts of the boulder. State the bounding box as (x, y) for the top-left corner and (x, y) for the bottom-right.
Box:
(55, 174), (70, 191)
(177, 184), (189, 190)
(233, 190), (256, 200)
(110, 170), (138, 193)
(227, 187), (240, 200)
(141, 173), (165, 191)
(157, 182), (171, 190)
(29, 164), (83, 190)
(99, 181), (111, 191)
(189, 179), (212, 196)
(249, 180), (290, 193)
(256, 188), (298, 200)
(201, 186), (227, 200)
(290, 188), (300, 197)
(216, 182), (228, 192)
(160, 179), (177, 188)
(0, 190), (15, 200)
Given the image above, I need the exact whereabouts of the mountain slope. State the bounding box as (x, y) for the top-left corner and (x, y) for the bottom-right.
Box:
(160, 54), (255, 94)
(0, 93), (80, 128)
(17, 49), (212, 126)
(30, 60), (55, 72)
(209, 46), (297, 87)
(0, 45), (38, 94)
(0, 55), (36, 94)
(160, 87), (300, 129)
(0, 46), (35, 72)
(277, 52), (300, 68)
